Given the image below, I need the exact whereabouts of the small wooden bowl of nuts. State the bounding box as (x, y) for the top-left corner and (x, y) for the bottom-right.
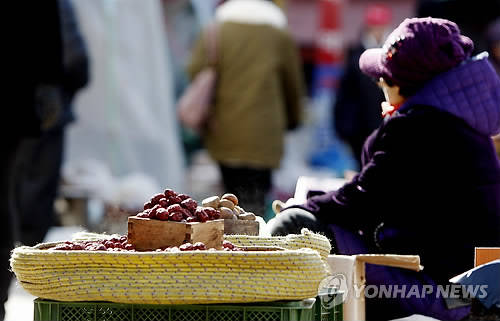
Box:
(202, 193), (259, 236)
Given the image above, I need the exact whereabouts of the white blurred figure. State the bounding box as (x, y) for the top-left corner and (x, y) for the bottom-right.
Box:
(67, 0), (186, 192)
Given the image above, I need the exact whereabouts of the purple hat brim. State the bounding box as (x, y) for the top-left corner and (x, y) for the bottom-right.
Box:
(359, 48), (386, 81)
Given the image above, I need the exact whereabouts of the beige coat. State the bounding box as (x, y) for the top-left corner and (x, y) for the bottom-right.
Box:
(187, 0), (305, 169)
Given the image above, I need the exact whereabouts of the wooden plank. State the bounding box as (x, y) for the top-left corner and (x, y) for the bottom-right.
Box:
(475, 247), (500, 267)
(127, 217), (224, 251)
(223, 219), (259, 236)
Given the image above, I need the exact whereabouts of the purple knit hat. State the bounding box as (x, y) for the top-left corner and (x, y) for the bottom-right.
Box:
(359, 17), (474, 89)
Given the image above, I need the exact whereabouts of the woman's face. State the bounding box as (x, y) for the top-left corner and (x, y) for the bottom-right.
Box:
(378, 78), (405, 106)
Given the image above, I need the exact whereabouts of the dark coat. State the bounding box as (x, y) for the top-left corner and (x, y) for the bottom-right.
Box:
(291, 55), (500, 284)
(7, 1), (64, 139)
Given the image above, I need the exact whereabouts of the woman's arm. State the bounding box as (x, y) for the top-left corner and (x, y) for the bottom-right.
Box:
(287, 114), (415, 231)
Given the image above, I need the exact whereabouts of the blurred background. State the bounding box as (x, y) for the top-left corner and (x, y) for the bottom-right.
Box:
(53, 0), (499, 230)
(3, 0), (500, 320)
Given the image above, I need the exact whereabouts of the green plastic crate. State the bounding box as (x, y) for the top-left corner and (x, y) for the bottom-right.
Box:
(34, 297), (337, 321)
(315, 291), (344, 321)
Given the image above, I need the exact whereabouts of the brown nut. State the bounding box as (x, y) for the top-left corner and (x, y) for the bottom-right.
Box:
(221, 193), (238, 206)
(239, 213), (256, 220)
(219, 207), (234, 219)
(235, 205), (245, 213)
(219, 199), (235, 210)
(232, 206), (241, 215)
(202, 196), (220, 208)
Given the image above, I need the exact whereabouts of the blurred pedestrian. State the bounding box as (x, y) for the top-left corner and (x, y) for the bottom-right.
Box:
(270, 17), (500, 320)
(2, 2), (63, 319)
(187, 0), (306, 217)
(13, 0), (89, 247)
(333, 3), (392, 169)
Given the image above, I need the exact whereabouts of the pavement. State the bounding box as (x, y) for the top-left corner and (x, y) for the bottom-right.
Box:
(5, 280), (35, 321)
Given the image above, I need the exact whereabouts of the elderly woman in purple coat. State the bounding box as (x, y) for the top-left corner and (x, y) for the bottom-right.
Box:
(270, 17), (500, 320)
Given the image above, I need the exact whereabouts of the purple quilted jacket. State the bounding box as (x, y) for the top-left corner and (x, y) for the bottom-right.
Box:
(290, 54), (500, 320)
(403, 52), (500, 137)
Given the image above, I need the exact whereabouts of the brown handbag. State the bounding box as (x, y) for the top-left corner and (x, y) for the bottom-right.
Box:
(177, 24), (218, 134)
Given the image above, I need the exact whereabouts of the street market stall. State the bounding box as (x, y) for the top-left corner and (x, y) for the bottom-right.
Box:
(10, 187), (340, 321)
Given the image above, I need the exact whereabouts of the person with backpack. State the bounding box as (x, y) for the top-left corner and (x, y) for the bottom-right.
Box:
(187, 0), (306, 217)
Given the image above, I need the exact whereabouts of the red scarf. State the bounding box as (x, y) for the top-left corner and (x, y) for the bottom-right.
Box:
(382, 102), (403, 118)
